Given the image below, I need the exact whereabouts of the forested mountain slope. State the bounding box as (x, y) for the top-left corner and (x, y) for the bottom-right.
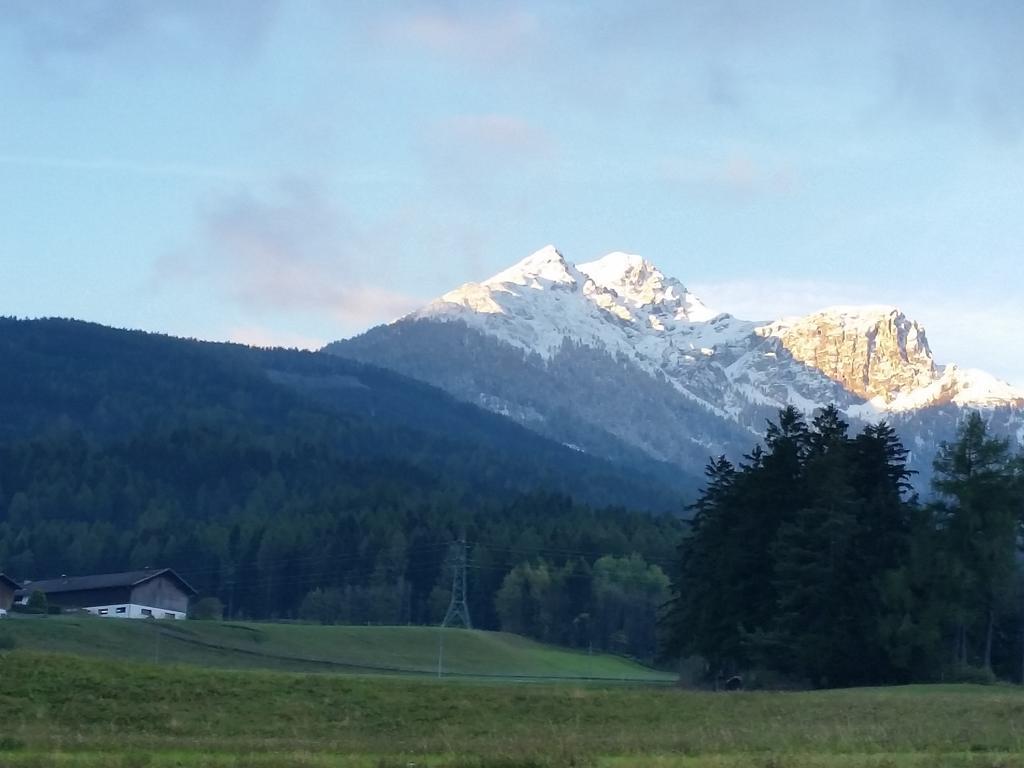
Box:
(0, 318), (684, 652)
(0, 317), (689, 509)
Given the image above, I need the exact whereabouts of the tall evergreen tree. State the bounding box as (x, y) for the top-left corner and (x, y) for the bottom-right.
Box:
(664, 455), (739, 670)
(769, 407), (861, 685)
(932, 411), (1020, 671)
(665, 406), (932, 687)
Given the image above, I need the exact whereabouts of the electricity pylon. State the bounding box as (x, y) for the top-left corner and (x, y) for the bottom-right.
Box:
(441, 538), (472, 629)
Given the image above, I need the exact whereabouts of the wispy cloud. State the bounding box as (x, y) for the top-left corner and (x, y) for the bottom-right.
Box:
(872, 2), (1024, 142)
(689, 278), (881, 322)
(155, 179), (422, 332)
(381, 7), (538, 60)
(0, 154), (247, 181)
(418, 113), (555, 210)
(660, 152), (799, 195)
(2, 0), (280, 75)
(432, 114), (553, 157)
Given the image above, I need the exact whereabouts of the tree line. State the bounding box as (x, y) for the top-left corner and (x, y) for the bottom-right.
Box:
(0, 422), (681, 659)
(664, 406), (1024, 686)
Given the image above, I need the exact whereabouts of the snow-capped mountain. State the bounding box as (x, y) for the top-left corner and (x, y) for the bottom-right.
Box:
(328, 246), (1024, 490)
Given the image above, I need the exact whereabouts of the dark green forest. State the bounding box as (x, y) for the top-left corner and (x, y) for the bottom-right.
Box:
(0, 317), (689, 510)
(0, 318), (683, 658)
(664, 406), (1024, 686)
(6, 317), (1024, 675)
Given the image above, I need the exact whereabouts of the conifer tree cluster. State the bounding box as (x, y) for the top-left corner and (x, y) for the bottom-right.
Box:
(665, 406), (1023, 687)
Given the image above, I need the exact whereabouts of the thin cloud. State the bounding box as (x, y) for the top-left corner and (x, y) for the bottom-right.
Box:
(858, 2), (1024, 141)
(2, 0), (279, 69)
(660, 152), (799, 195)
(382, 7), (538, 60)
(418, 114), (556, 209)
(155, 180), (422, 331)
(433, 115), (554, 157)
(0, 154), (247, 181)
(689, 278), (882, 322)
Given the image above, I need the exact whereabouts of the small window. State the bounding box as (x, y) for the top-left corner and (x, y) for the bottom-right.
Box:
(98, 608), (108, 615)
(116, 606), (127, 614)
(141, 608), (152, 616)
(164, 612), (175, 619)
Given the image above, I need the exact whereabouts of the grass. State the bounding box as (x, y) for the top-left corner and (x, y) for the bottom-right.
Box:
(0, 616), (671, 681)
(3, 649), (1024, 766)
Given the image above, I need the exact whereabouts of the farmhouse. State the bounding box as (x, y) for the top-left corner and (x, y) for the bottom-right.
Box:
(16, 568), (196, 619)
(0, 573), (20, 611)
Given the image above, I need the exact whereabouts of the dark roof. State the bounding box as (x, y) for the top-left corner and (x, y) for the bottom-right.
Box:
(0, 573), (20, 590)
(16, 568), (197, 597)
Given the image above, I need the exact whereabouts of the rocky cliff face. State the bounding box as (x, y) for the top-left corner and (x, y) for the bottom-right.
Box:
(765, 308), (937, 403)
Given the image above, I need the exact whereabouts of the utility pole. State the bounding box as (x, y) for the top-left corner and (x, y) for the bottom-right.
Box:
(1020, 584), (1024, 685)
(437, 628), (444, 679)
(441, 538), (472, 629)
(437, 538), (471, 679)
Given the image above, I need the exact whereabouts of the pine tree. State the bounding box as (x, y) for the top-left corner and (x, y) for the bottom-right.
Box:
(932, 412), (1020, 671)
(769, 406), (859, 686)
(664, 406), (933, 686)
(663, 455), (740, 671)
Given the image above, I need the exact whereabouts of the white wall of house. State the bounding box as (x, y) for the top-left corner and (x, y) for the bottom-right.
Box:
(83, 603), (186, 620)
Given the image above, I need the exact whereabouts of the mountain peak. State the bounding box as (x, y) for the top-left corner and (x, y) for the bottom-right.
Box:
(579, 251), (716, 321)
(484, 245), (576, 288)
(580, 250), (657, 278)
(579, 251), (662, 288)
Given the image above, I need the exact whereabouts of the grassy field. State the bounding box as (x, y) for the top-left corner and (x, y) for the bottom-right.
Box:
(2, 648), (1024, 767)
(0, 616), (671, 681)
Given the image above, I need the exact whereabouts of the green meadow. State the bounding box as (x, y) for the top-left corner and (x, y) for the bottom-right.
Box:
(0, 616), (669, 681)
(2, 622), (1024, 765)
(2, 636), (1024, 767)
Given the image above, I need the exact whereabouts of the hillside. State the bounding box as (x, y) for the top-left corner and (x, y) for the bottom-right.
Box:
(0, 317), (689, 508)
(0, 617), (670, 681)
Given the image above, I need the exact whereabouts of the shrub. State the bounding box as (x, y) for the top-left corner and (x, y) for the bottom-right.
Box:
(190, 597), (225, 621)
(948, 664), (998, 685)
(0, 736), (25, 751)
(26, 589), (47, 614)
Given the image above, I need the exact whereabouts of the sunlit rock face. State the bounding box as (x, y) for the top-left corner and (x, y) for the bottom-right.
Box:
(766, 307), (937, 402)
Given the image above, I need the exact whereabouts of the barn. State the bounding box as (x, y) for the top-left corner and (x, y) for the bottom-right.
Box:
(0, 574), (20, 611)
(16, 568), (196, 619)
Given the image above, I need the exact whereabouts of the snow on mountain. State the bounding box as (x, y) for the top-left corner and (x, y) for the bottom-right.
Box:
(332, 245), (1024, 488)
(414, 245), (1024, 419)
(578, 251), (718, 324)
(484, 244), (580, 289)
(421, 245), (631, 358)
(417, 245), (759, 420)
(852, 366), (1024, 416)
(424, 246), (751, 354)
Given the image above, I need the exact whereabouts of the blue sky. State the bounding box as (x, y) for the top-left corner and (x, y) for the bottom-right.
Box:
(2, 1), (1022, 384)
